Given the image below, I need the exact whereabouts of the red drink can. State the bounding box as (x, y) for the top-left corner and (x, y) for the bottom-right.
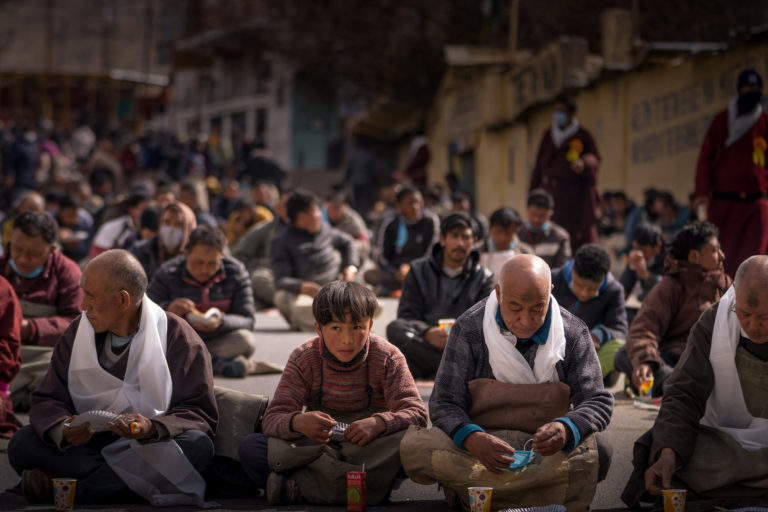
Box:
(346, 471), (367, 511)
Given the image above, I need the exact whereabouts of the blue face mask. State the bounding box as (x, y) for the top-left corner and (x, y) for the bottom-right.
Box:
(505, 440), (535, 471)
(553, 111), (570, 128)
(524, 220), (550, 234)
(9, 258), (45, 279)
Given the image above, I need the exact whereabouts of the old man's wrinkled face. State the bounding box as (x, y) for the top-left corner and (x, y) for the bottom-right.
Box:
(495, 281), (550, 340)
(734, 287), (768, 344)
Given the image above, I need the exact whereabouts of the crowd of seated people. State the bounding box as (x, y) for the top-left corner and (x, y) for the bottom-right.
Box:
(1, 118), (767, 512)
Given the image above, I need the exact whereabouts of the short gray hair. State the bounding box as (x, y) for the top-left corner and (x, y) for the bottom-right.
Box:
(88, 249), (148, 304)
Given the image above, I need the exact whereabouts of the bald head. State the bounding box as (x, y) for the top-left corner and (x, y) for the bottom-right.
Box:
(86, 249), (147, 306)
(15, 191), (44, 214)
(495, 255), (552, 339)
(733, 255), (768, 343)
(499, 254), (552, 294)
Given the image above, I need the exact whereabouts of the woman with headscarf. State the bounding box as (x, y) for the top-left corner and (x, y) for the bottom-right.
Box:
(130, 202), (197, 281)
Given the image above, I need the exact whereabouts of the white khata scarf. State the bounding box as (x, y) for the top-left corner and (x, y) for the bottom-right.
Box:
(701, 286), (768, 450)
(482, 290), (566, 384)
(551, 118), (580, 148)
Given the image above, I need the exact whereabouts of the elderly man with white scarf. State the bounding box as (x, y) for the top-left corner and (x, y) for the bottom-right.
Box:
(622, 255), (768, 509)
(8, 249), (218, 506)
(401, 255), (613, 512)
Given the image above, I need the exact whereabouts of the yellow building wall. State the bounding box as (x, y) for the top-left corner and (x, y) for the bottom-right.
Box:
(428, 41), (768, 216)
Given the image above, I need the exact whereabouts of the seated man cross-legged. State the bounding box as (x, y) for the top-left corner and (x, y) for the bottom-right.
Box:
(238, 281), (427, 505)
(387, 213), (495, 379)
(8, 250), (218, 506)
(149, 224), (280, 377)
(622, 256), (768, 509)
(551, 244), (628, 384)
(400, 255), (614, 512)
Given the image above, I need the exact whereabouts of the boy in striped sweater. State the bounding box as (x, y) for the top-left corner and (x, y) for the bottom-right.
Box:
(238, 281), (428, 505)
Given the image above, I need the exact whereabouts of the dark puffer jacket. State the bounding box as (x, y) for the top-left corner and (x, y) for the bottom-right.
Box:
(391, 243), (495, 334)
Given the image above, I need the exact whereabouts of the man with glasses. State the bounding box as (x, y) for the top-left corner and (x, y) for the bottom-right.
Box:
(622, 255), (768, 508)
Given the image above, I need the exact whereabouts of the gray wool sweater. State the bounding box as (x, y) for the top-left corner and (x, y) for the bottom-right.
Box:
(429, 297), (614, 445)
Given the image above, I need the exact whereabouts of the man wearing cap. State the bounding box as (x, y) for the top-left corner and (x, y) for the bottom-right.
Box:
(694, 68), (768, 276)
(529, 95), (601, 252)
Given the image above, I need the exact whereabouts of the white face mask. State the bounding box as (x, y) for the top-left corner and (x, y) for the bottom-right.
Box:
(159, 225), (184, 250)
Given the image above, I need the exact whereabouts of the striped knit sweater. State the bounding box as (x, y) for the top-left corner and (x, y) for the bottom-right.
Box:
(262, 334), (428, 440)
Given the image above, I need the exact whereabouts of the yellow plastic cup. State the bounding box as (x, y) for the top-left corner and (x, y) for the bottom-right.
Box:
(662, 488), (686, 512)
(467, 486), (492, 512)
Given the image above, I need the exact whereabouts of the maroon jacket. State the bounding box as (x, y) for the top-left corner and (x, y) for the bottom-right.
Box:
(625, 258), (731, 369)
(0, 275), (23, 436)
(0, 252), (83, 347)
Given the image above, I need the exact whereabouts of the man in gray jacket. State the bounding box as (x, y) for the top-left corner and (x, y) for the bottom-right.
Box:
(270, 190), (359, 331)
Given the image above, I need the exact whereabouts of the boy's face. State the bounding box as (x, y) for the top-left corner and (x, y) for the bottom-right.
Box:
(397, 192), (423, 221)
(570, 268), (603, 303)
(490, 225), (516, 250)
(315, 314), (373, 363)
(526, 205), (552, 229)
(633, 241), (661, 261)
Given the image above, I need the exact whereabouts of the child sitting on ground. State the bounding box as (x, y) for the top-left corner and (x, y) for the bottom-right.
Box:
(238, 281), (428, 505)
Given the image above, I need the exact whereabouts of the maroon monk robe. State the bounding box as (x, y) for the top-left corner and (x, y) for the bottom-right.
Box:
(530, 126), (601, 252)
(0, 276), (23, 437)
(695, 109), (768, 277)
(0, 251), (83, 346)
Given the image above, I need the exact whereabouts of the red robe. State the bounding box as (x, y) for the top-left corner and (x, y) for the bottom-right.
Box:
(0, 276), (23, 437)
(695, 109), (768, 276)
(530, 126), (600, 252)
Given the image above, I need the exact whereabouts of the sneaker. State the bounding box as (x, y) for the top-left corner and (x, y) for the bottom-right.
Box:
(21, 469), (53, 503)
(219, 357), (248, 378)
(265, 472), (303, 505)
(247, 359), (284, 375)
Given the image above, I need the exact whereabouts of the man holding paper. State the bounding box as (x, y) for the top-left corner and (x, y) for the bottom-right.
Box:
(401, 255), (613, 512)
(8, 249), (218, 506)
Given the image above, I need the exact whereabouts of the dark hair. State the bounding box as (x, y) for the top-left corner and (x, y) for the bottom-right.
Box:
(180, 182), (197, 194)
(312, 281), (379, 326)
(285, 189), (318, 224)
(527, 188), (555, 209)
(58, 194), (80, 211)
(396, 186), (420, 204)
(327, 191), (347, 203)
(186, 224), (226, 252)
(573, 244), (611, 282)
(123, 192), (149, 210)
(13, 211), (58, 244)
(45, 189), (65, 206)
(440, 212), (476, 238)
(632, 223), (663, 247)
(554, 94), (577, 113)
(489, 207), (521, 229)
(233, 198), (255, 211)
(139, 205), (162, 231)
(451, 189), (472, 204)
(670, 221), (719, 261)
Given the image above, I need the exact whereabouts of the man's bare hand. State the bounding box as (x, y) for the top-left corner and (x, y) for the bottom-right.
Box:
(532, 421), (570, 455)
(628, 250), (650, 280)
(108, 413), (158, 440)
(291, 411), (336, 444)
(63, 417), (94, 446)
(299, 281), (323, 298)
(645, 447), (678, 495)
(424, 327), (449, 351)
(341, 266), (358, 282)
(632, 363), (654, 390)
(167, 298), (195, 317)
(590, 333), (601, 353)
(583, 153), (599, 169)
(345, 416), (386, 446)
(463, 432), (515, 474)
(20, 319), (33, 342)
(571, 158), (585, 173)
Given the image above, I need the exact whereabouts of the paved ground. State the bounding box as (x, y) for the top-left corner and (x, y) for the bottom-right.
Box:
(0, 298), (656, 511)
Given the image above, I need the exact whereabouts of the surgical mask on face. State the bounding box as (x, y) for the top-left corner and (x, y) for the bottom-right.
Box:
(159, 226), (184, 250)
(9, 258), (44, 279)
(553, 111), (570, 128)
(738, 91), (763, 114)
(524, 220), (550, 233)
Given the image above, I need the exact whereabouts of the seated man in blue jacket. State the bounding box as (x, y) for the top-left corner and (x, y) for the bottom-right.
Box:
(551, 244), (628, 384)
(386, 213), (494, 379)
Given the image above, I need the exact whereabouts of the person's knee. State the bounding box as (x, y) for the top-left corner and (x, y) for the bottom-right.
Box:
(238, 433), (270, 487)
(7, 425), (39, 473)
(386, 320), (414, 347)
(596, 433), (613, 483)
(232, 329), (257, 357)
(613, 346), (632, 375)
(176, 430), (215, 472)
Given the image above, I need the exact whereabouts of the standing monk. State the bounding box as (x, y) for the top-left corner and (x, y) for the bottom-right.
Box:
(530, 95), (600, 252)
(694, 68), (768, 277)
